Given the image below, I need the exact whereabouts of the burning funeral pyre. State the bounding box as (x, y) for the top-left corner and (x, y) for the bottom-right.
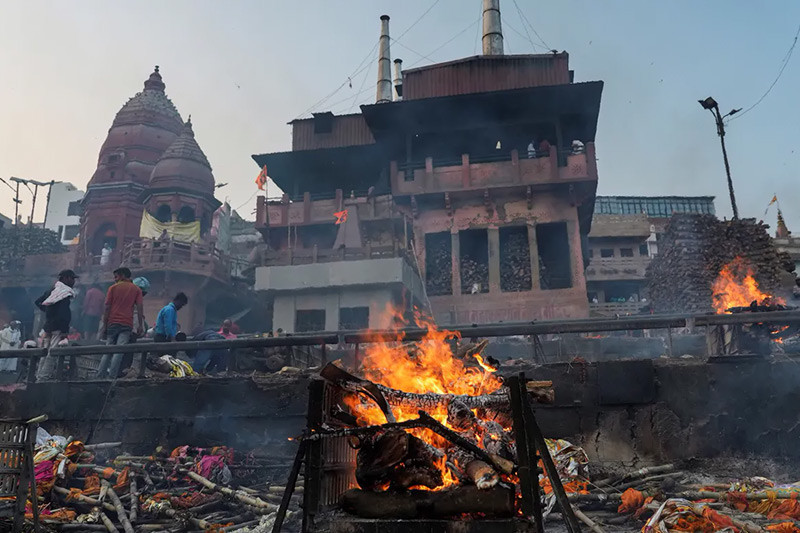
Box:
(312, 318), (589, 525)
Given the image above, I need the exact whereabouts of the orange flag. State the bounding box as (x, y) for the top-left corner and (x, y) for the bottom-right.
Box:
(334, 209), (348, 225)
(255, 165), (268, 190)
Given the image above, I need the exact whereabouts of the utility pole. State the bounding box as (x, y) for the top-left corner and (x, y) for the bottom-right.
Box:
(42, 180), (56, 228)
(698, 97), (741, 219)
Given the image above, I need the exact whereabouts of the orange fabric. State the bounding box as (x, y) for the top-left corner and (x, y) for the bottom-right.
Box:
(113, 467), (130, 491)
(255, 165), (268, 190)
(83, 474), (101, 496)
(102, 467), (115, 479)
(701, 507), (738, 531)
(334, 209), (348, 225)
(26, 506), (76, 522)
(766, 522), (800, 533)
(767, 498), (800, 521)
(618, 488), (645, 513)
(105, 280), (143, 328)
(64, 440), (85, 459)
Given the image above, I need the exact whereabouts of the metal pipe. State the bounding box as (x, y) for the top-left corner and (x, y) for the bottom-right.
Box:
(482, 0), (504, 55)
(376, 15), (393, 103)
(393, 58), (403, 100)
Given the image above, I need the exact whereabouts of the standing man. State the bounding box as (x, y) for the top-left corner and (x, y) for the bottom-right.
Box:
(81, 285), (105, 340)
(35, 269), (78, 380)
(97, 267), (143, 379)
(0, 321), (22, 373)
(154, 293), (188, 342)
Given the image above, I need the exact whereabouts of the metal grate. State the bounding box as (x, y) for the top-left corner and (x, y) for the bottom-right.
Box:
(0, 422), (28, 499)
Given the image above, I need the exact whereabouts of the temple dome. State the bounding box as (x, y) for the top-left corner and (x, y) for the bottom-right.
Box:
(88, 66), (184, 187)
(148, 118), (215, 194)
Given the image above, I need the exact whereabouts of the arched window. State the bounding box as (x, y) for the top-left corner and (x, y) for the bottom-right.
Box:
(155, 204), (172, 223)
(177, 206), (196, 223)
(92, 223), (117, 255)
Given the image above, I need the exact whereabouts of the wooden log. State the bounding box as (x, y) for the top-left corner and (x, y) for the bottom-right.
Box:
(340, 485), (515, 519)
(103, 482), (134, 533)
(98, 510), (119, 533)
(52, 486), (116, 513)
(85, 442), (122, 451)
(129, 477), (138, 524)
(574, 506), (606, 533)
(182, 469), (278, 512)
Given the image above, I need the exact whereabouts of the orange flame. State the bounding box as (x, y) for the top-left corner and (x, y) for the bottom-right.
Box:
(345, 308), (503, 489)
(711, 258), (784, 314)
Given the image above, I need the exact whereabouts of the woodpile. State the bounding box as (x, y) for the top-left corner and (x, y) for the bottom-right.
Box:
(647, 215), (791, 313)
(425, 236), (452, 296)
(460, 254), (489, 294)
(500, 231), (532, 292)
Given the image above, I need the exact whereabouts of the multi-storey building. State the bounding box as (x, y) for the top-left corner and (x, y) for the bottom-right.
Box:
(253, 1), (604, 331)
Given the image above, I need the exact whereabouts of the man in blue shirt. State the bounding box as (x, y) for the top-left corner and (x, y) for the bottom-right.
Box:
(154, 293), (188, 342)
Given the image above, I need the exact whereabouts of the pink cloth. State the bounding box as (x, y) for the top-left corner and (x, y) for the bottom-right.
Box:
(218, 329), (236, 340)
(195, 455), (225, 479)
(35, 460), (55, 484)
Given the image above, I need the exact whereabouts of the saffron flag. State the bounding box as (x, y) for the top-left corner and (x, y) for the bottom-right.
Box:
(334, 209), (348, 225)
(765, 194), (778, 215)
(255, 165), (268, 190)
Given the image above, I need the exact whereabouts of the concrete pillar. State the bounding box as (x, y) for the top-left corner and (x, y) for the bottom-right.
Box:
(528, 223), (541, 290)
(488, 227), (501, 293)
(567, 219), (585, 290)
(451, 230), (461, 295)
(461, 153), (470, 188)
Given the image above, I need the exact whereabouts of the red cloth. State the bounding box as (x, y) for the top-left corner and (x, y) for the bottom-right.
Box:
(83, 287), (105, 317)
(218, 329), (236, 340)
(195, 455), (225, 479)
(105, 280), (143, 328)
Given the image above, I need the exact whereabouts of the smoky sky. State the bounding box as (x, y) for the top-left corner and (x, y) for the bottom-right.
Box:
(0, 1), (798, 230)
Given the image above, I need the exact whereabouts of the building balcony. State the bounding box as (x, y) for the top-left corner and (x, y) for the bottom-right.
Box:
(254, 244), (409, 268)
(256, 191), (394, 229)
(122, 239), (230, 282)
(589, 301), (648, 317)
(391, 143), (597, 196)
(585, 256), (650, 281)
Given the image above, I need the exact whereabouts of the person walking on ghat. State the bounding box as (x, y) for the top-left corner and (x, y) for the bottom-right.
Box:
(0, 321), (22, 373)
(97, 267), (144, 379)
(35, 269), (78, 380)
(154, 293), (188, 342)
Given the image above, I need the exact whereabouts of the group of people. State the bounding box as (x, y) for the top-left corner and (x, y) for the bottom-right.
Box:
(526, 138), (585, 159)
(0, 266), (242, 381)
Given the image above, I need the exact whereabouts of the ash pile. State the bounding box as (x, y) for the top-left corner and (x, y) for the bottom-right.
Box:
(647, 215), (795, 314)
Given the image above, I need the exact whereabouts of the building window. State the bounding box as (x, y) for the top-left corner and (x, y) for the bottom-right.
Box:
(588, 248), (594, 258)
(500, 226), (531, 292)
(620, 248), (634, 258)
(460, 229), (489, 294)
(339, 307), (369, 330)
(295, 310), (326, 333)
(177, 206), (196, 223)
(536, 222), (572, 290)
(639, 244), (649, 256)
(67, 201), (82, 217)
(425, 232), (452, 296)
(600, 248), (614, 258)
(155, 205), (172, 223)
(63, 225), (80, 241)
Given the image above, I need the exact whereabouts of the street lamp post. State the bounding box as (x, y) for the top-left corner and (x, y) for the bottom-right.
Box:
(698, 97), (741, 220)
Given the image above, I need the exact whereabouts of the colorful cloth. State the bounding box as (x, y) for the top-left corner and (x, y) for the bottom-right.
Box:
(42, 281), (76, 306)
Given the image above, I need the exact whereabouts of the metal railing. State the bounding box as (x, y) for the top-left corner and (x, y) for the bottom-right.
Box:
(256, 244), (409, 267)
(3, 310), (800, 383)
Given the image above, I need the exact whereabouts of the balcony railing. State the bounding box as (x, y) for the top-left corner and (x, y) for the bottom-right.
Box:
(391, 143), (597, 196)
(256, 192), (395, 228)
(255, 244), (410, 267)
(590, 301), (647, 316)
(122, 239), (230, 280)
(585, 256), (650, 280)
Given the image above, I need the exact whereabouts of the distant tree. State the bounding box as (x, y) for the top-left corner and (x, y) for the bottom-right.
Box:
(0, 226), (66, 270)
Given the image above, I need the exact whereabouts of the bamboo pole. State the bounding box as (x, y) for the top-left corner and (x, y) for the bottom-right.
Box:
(98, 510), (119, 533)
(103, 482), (134, 533)
(574, 506), (606, 533)
(129, 478), (138, 523)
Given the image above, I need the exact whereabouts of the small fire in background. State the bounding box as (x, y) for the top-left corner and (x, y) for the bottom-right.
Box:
(711, 257), (785, 314)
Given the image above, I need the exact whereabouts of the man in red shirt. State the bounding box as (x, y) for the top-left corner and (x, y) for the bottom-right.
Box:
(97, 267), (144, 379)
(81, 285), (105, 339)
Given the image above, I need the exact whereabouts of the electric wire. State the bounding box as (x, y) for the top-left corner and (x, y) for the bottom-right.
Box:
(513, 0), (550, 49)
(729, 21), (800, 122)
(395, 0), (441, 42)
(406, 15), (482, 68)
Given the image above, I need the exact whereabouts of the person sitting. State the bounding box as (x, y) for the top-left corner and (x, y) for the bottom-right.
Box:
(190, 328), (228, 375)
(571, 140), (585, 154)
(538, 139), (552, 157)
(527, 139), (537, 159)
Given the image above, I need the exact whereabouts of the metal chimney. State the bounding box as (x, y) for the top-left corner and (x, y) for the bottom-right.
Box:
(482, 0), (504, 55)
(393, 58), (403, 100)
(376, 15), (393, 104)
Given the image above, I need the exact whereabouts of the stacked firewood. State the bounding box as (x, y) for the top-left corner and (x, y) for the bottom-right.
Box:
(425, 243), (452, 296)
(647, 215), (791, 313)
(460, 254), (489, 294)
(500, 232), (532, 292)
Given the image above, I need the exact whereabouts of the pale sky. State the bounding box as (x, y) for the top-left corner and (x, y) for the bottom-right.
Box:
(1, 1), (799, 229)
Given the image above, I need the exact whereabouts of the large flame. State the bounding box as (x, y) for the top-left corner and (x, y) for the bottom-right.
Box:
(345, 309), (503, 489)
(711, 258), (784, 314)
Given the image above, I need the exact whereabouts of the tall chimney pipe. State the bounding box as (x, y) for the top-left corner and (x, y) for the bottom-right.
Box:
(393, 58), (403, 100)
(376, 15), (393, 104)
(482, 0), (504, 55)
